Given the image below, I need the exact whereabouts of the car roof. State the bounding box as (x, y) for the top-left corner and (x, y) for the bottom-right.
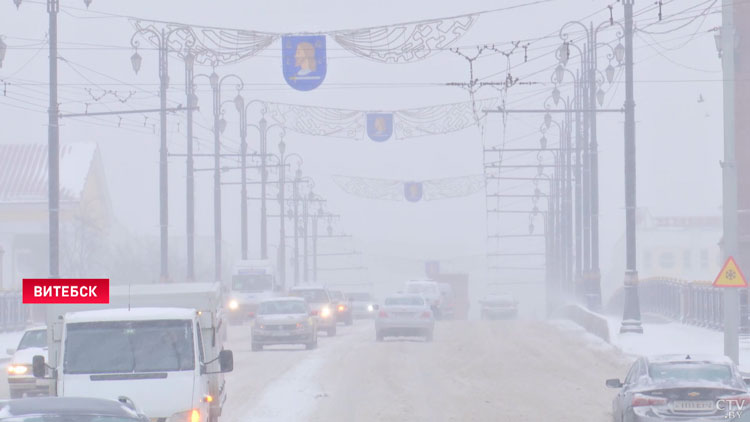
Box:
(644, 354), (735, 365)
(385, 293), (424, 300)
(261, 297), (305, 303)
(0, 397), (140, 418)
(289, 285), (327, 291)
(65, 307), (196, 323)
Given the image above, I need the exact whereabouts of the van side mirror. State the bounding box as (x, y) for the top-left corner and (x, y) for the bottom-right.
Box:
(743, 378), (750, 386)
(6, 348), (15, 355)
(605, 378), (623, 388)
(32, 355), (46, 378)
(372, 304), (379, 311)
(219, 350), (233, 373)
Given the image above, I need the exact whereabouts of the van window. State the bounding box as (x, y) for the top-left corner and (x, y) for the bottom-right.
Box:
(64, 320), (195, 374)
(195, 323), (205, 364)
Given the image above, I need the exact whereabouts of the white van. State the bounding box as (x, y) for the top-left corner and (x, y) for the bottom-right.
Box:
(32, 283), (232, 422)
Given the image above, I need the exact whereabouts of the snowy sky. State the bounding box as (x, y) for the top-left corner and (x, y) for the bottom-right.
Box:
(0, 0), (724, 291)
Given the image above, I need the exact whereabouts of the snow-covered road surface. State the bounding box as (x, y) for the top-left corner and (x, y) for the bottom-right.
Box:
(222, 319), (628, 422)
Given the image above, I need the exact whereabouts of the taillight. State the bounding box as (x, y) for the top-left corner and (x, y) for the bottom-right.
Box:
(378, 310), (388, 318)
(338, 305), (345, 312)
(421, 311), (432, 319)
(631, 393), (667, 407)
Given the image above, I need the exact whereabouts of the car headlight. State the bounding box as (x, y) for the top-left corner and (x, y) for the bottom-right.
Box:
(367, 304), (374, 312)
(228, 299), (239, 311)
(7, 364), (28, 375)
(167, 409), (200, 422)
(320, 306), (332, 318)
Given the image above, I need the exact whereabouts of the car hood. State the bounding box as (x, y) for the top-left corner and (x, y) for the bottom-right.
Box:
(11, 347), (48, 365)
(256, 314), (308, 324)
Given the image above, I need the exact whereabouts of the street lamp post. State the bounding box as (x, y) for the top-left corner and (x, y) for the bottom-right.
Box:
(194, 71), (244, 282)
(278, 150), (303, 289)
(620, 0), (643, 333)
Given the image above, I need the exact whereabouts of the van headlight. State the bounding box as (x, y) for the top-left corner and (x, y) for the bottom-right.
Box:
(367, 304), (374, 312)
(167, 409), (200, 422)
(228, 299), (239, 311)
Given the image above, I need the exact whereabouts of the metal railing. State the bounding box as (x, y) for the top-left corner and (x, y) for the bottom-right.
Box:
(639, 278), (749, 334)
(0, 291), (29, 332)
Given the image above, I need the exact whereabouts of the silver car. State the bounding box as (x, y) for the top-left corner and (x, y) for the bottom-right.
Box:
(347, 292), (377, 319)
(288, 286), (338, 336)
(375, 294), (435, 342)
(251, 297), (318, 351)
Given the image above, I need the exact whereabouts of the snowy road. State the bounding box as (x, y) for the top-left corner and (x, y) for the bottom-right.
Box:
(221, 319), (628, 422)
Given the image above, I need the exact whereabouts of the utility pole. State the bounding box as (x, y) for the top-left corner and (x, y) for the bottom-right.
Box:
(588, 24), (602, 310)
(185, 51), (196, 280)
(721, 0), (739, 362)
(292, 170), (300, 286)
(260, 117), (269, 259)
(278, 142), (287, 289)
(48, 0), (60, 279)
(235, 94), (249, 260)
(620, 0), (643, 334)
(302, 192), (309, 283)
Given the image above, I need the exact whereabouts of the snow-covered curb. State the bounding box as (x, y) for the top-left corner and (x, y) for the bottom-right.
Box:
(554, 304), (611, 343)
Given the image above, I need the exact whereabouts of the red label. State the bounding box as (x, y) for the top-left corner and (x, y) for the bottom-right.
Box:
(22, 279), (110, 304)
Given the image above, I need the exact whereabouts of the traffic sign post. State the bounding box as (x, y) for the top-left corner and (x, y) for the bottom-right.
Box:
(715, 257), (746, 364)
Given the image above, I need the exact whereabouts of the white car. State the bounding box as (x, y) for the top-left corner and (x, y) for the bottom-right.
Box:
(7, 327), (50, 398)
(405, 280), (442, 316)
(375, 294), (435, 342)
(251, 297), (318, 351)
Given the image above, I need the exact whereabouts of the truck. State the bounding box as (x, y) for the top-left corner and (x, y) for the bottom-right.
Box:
(227, 259), (279, 322)
(31, 282), (233, 422)
(431, 273), (470, 320)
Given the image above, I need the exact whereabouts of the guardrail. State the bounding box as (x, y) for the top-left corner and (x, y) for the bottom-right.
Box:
(0, 291), (29, 332)
(638, 278), (750, 334)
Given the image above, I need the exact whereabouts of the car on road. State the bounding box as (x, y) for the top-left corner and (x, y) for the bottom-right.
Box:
(437, 282), (456, 319)
(289, 285), (338, 336)
(251, 297), (318, 351)
(329, 290), (354, 325)
(375, 294), (435, 342)
(0, 396), (149, 421)
(479, 293), (519, 320)
(6, 326), (50, 398)
(606, 354), (750, 422)
(404, 280), (443, 318)
(347, 292), (377, 319)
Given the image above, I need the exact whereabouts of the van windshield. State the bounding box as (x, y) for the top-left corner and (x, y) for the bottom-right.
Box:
(63, 320), (195, 374)
(232, 274), (274, 292)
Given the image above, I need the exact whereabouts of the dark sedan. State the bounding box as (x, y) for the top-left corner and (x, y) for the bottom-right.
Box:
(0, 397), (149, 421)
(606, 355), (750, 422)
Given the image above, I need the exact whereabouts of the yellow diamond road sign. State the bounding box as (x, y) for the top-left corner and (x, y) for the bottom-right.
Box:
(713, 257), (748, 288)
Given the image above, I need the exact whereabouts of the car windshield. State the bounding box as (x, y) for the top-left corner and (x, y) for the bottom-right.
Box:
(63, 320), (194, 374)
(259, 300), (307, 315)
(329, 291), (343, 300)
(0, 417), (140, 422)
(406, 284), (437, 295)
(289, 289), (329, 303)
(648, 363), (733, 382)
(17, 329), (47, 350)
(232, 274), (274, 292)
(347, 293), (372, 301)
(385, 296), (425, 306)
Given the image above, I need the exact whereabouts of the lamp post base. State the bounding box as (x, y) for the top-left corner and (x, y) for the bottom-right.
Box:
(620, 270), (643, 334)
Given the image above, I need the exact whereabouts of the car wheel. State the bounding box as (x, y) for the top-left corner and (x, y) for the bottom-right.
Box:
(251, 343), (262, 352)
(425, 329), (434, 342)
(327, 326), (337, 337)
(9, 390), (23, 399)
(376, 331), (384, 342)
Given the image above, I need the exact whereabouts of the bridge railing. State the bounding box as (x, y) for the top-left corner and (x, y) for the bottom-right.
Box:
(0, 291), (30, 332)
(639, 278), (749, 333)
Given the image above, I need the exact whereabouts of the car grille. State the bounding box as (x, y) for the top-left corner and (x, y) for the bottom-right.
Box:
(266, 324), (298, 331)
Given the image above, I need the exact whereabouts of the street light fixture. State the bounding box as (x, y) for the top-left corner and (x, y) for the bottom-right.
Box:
(597, 88), (605, 106)
(219, 117), (227, 134)
(130, 50), (142, 74)
(209, 72), (219, 91)
(544, 112), (552, 129)
(83, 0), (91, 8)
(614, 41), (625, 64)
(13, 0), (21, 8)
(605, 64), (615, 84)
(552, 86), (561, 105)
(540, 135), (548, 150)
(555, 64), (565, 83)
(558, 42), (570, 66)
